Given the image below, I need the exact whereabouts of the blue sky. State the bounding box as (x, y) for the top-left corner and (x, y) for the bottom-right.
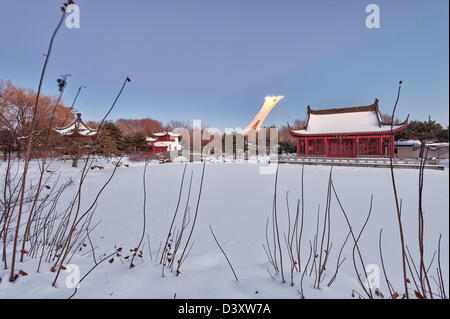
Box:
(0, 0), (448, 129)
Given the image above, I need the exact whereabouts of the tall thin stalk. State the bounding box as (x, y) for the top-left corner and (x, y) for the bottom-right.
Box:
(209, 225), (239, 282)
(9, 6), (67, 282)
(378, 229), (394, 297)
(52, 77), (130, 287)
(272, 162), (285, 283)
(130, 164), (148, 268)
(20, 78), (68, 262)
(388, 80), (409, 298)
(297, 164), (305, 272)
(160, 163), (187, 264)
(176, 160), (206, 276)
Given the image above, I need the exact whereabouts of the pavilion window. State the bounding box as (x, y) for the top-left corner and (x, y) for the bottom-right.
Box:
(308, 139), (325, 156)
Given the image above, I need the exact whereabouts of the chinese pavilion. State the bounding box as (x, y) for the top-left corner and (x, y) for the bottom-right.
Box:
(288, 99), (409, 158)
(52, 113), (98, 138)
(146, 132), (182, 153)
(52, 113), (98, 166)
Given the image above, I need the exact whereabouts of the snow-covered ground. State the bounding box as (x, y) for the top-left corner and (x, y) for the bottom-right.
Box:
(0, 158), (448, 299)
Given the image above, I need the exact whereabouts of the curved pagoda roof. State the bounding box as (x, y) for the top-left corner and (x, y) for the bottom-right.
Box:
(288, 98), (409, 137)
(152, 131), (181, 137)
(52, 113), (98, 137)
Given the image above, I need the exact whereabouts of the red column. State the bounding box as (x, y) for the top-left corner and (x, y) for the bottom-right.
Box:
(301, 138), (304, 156)
(356, 136), (359, 156)
(297, 138), (300, 156)
(378, 136), (382, 157)
(325, 138), (328, 157)
(305, 138), (309, 156)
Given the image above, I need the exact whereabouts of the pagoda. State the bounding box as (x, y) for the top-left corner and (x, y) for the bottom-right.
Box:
(53, 113), (98, 166)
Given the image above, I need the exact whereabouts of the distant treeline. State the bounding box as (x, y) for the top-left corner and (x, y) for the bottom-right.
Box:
(1, 80), (448, 158)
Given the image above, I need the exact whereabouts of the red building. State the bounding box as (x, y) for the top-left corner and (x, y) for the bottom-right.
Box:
(146, 132), (182, 154)
(288, 99), (409, 157)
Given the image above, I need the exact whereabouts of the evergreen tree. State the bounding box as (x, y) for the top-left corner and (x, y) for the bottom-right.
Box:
(278, 141), (296, 154)
(397, 120), (444, 141)
(93, 122), (124, 156)
(123, 132), (147, 153)
(435, 126), (449, 142)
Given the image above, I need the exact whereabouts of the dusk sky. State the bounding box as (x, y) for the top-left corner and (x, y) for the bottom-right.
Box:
(1, 0), (448, 130)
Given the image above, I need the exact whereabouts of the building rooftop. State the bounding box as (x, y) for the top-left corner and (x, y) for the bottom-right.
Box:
(289, 99), (409, 136)
(52, 113), (98, 137)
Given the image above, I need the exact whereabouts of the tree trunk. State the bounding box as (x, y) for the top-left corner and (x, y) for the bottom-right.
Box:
(72, 143), (79, 167)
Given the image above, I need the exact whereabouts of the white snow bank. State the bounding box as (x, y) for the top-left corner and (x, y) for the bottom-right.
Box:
(0, 161), (447, 299)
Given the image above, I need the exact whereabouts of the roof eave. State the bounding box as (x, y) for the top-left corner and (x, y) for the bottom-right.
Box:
(288, 122), (409, 137)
